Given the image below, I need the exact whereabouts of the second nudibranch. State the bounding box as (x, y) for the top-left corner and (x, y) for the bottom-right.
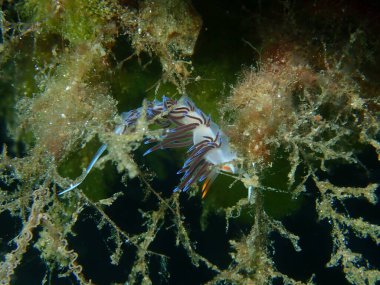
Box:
(59, 96), (237, 198)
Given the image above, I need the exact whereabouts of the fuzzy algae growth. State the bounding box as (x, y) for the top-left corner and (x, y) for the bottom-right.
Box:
(220, 38), (380, 284)
(1, 0), (380, 285)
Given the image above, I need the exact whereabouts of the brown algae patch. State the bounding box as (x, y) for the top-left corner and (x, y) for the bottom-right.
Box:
(16, 44), (117, 161)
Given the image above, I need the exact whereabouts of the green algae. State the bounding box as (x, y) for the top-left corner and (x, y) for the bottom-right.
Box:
(19, 0), (115, 45)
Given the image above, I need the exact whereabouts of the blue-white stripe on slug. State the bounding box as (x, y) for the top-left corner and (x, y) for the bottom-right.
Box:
(59, 96), (237, 198)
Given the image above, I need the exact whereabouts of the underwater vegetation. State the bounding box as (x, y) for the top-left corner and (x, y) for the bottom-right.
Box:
(0, 0), (379, 284)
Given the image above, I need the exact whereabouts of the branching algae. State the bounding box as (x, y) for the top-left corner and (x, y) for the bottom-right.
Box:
(0, 1), (379, 285)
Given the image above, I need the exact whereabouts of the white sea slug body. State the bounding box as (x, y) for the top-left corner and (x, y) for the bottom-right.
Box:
(60, 96), (237, 198)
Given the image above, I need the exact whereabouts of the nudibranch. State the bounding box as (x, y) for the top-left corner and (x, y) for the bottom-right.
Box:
(59, 96), (237, 198)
